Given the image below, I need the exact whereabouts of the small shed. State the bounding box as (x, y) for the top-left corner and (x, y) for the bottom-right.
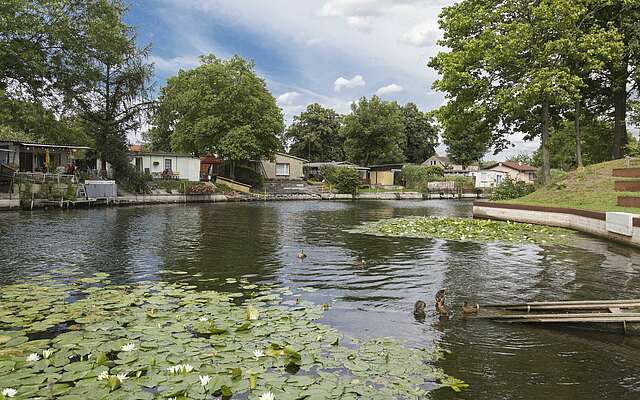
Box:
(368, 164), (405, 187)
(129, 149), (200, 182)
(260, 153), (307, 181)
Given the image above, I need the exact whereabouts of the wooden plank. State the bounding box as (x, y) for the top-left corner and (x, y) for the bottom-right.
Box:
(503, 317), (640, 323)
(609, 307), (622, 314)
(481, 299), (640, 308)
(496, 303), (640, 311)
(486, 312), (640, 320)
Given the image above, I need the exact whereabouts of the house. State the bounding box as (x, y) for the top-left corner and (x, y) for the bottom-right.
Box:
(128, 146), (200, 182)
(423, 155), (479, 177)
(476, 161), (537, 188)
(368, 163), (406, 187)
(484, 161), (537, 183)
(304, 161), (369, 181)
(259, 153), (307, 181)
(0, 140), (94, 173)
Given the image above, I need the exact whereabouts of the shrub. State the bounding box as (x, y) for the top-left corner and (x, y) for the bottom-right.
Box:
(402, 165), (444, 191)
(490, 176), (535, 201)
(319, 165), (338, 183)
(324, 166), (360, 194)
(234, 166), (264, 189)
(118, 165), (152, 194)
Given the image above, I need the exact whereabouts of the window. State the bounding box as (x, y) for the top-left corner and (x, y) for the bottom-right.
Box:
(275, 163), (290, 177)
(0, 146), (8, 164)
(528, 172), (536, 181)
(496, 174), (503, 184)
(164, 159), (172, 171)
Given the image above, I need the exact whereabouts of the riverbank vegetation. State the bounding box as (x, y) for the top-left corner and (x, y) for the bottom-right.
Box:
(503, 158), (640, 213)
(357, 217), (574, 245)
(0, 272), (463, 399)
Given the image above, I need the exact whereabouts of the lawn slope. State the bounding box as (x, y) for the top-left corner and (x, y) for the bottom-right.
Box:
(503, 158), (640, 213)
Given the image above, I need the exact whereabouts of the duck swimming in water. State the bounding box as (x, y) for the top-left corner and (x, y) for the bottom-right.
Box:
(435, 289), (447, 305)
(413, 300), (427, 317)
(297, 250), (307, 259)
(436, 300), (449, 317)
(462, 302), (479, 315)
(355, 257), (366, 268)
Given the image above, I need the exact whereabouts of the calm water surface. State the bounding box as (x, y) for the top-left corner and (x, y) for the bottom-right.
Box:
(1, 200), (640, 399)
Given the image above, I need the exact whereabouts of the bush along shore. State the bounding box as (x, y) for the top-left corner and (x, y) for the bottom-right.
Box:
(0, 272), (466, 399)
(354, 217), (575, 246)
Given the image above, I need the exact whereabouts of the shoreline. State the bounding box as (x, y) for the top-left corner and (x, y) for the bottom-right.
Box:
(0, 192), (484, 212)
(473, 201), (640, 249)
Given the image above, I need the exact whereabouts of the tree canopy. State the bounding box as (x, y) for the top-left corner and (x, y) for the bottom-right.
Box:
(401, 103), (438, 164)
(342, 96), (405, 166)
(430, 0), (628, 183)
(286, 103), (344, 162)
(149, 54), (284, 162)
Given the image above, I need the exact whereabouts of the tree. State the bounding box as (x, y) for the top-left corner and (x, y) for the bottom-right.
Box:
(286, 104), (343, 162)
(342, 96), (405, 166)
(149, 54), (284, 171)
(509, 153), (535, 167)
(430, 0), (622, 184)
(402, 103), (438, 164)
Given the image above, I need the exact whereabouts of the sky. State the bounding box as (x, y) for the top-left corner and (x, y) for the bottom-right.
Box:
(125, 0), (539, 160)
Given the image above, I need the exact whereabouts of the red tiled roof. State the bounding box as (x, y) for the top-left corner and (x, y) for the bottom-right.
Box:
(486, 161), (537, 172)
(129, 144), (143, 152)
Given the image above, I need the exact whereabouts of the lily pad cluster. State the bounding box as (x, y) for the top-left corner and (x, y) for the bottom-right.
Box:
(0, 273), (461, 399)
(356, 217), (574, 245)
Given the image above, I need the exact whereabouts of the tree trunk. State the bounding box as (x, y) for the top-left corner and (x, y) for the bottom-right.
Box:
(542, 101), (551, 185)
(575, 100), (583, 168)
(612, 79), (628, 159)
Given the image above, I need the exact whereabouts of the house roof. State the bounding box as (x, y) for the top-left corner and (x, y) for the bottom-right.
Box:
(424, 155), (450, 165)
(304, 161), (369, 170)
(16, 142), (92, 150)
(130, 151), (198, 158)
(368, 163), (407, 170)
(484, 161), (537, 172)
(129, 144), (144, 152)
(276, 152), (308, 162)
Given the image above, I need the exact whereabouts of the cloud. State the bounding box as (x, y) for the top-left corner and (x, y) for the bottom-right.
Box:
(375, 83), (404, 96)
(334, 75), (366, 92)
(400, 24), (440, 47)
(149, 55), (201, 74)
(276, 91), (301, 106)
(346, 16), (374, 31)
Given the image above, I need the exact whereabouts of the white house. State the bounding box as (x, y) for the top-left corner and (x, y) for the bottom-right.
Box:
(129, 146), (200, 182)
(475, 170), (507, 189)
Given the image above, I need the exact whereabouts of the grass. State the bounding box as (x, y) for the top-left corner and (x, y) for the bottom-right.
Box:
(501, 158), (640, 213)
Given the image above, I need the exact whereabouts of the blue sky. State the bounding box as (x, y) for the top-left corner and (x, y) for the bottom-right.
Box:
(125, 0), (539, 158)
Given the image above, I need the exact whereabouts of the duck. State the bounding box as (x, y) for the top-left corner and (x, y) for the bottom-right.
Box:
(462, 302), (479, 315)
(436, 300), (449, 317)
(435, 289), (447, 308)
(297, 250), (307, 259)
(413, 300), (427, 317)
(355, 257), (367, 268)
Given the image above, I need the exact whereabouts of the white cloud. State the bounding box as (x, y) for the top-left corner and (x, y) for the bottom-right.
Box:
(400, 24), (440, 47)
(276, 91), (301, 106)
(149, 55), (201, 74)
(375, 83), (404, 96)
(334, 75), (366, 92)
(346, 16), (374, 31)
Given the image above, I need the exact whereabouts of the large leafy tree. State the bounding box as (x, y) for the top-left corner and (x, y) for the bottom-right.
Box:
(430, 0), (622, 184)
(342, 96), (405, 166)
(150, 54), (284, 164)
(286, 103), (343, 162)
(402, 103), (438, 164)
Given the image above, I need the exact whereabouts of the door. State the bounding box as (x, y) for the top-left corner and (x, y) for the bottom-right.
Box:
(135, 157), (143, 172)
(20, 152), (33, 172)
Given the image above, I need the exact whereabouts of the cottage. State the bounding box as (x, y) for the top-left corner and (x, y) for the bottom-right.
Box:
(260, 153), (307, 181)
(129, 147), (200, 182)
(484, 161), (537, 183)
(368, 164), (405, 187)
(0, 141), (94, 173)
(422, 155), (479, 177)
(304, 161), (369, 181)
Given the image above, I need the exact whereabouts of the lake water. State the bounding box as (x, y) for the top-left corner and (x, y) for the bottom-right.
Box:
(1, 200), (640, 399)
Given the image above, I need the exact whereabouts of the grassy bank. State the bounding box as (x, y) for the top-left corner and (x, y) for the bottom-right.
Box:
(502, 158), (640, 213)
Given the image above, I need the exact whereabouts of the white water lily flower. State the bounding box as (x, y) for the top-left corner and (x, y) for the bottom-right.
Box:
(42, 349), (54, 359)
(97, 370), (110, 381)
(199, 375), (212, 387)
(116, 373), (128, 382)
(254, 349), (264, 360)
(121, 343), (136, 352)
(1, 388), (17, 398)
(198, 316), (209, 322)
(26, 353), (41, 362)
(259, 391), (275, 400)
(182, 364), (194, 373)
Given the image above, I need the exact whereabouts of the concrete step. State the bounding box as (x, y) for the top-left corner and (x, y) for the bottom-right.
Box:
(618, 196), (640, 208)
(613, 168), (640, 178)
(615, 181), (640, 192)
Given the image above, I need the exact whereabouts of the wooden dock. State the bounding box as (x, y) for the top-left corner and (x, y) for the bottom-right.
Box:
(473, 300), (640, 335)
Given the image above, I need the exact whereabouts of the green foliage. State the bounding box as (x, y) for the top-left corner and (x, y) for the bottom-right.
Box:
(0, 125), (42, 143)
(234, 166), (264, 189)
(402, 103), (438, 163)
(509, 153), (535, 167)
(150, 54), (284, 162)
(287, 104), (344, 162)
(490, 176), (536, 201)
(359, 216), (573, 245)
(322, 166), (360, 194)
(401, 165), (444, 191)
(0, 272), (458, 399)
(342, 96), (405, 166)
(118, 166), (152, 194)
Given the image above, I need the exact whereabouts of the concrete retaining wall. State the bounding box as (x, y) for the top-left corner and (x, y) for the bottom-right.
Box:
(473, 201), (640, 248)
